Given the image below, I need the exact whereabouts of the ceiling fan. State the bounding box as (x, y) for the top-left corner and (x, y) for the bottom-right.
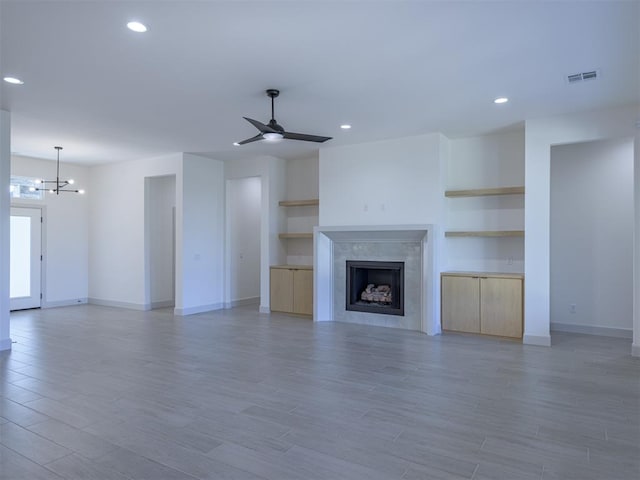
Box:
(235, 89), (332, 145)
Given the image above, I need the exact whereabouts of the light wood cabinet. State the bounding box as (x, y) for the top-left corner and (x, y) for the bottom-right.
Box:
(270, 266), (313, 316)
(270, 268), (294, 313)
(479, 276), (523, 338)
(441, 275), (480, 333)
(292, 269), (313, 315)
(441, 272), (523, 338)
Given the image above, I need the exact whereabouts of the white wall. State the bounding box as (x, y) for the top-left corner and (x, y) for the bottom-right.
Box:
(446, 130), (525, 273)
(11, 154), (90, 307)
(448, 130), (524, 190)
(634, 132), (640, 356)
(227, 176), (261, 305)
(319, 133), (446, 226)
(225, 155), (286, 312)
(524, 104), (638, 347)
(0, 110), (11, 351)
(550, 138), (633, 334)
(286, 155), (319, 200)
(176, 153), (225, 315)
(285, 155), (318, 265)
(146, 175), (176, 308)
(89, 153), (182, 309)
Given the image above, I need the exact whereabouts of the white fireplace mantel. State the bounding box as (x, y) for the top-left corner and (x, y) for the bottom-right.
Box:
(314, 224), (440, 335)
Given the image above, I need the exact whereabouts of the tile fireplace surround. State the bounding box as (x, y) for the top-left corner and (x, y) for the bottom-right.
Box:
(314, 225), (440, 335)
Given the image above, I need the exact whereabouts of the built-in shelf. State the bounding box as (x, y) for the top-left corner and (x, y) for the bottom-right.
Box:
(445, 230), (525, 238)
(279, 199), (319, 207)
(279, 233), (314, 239)
(271, 264), (313, 270)
(445, 186), (524, 197)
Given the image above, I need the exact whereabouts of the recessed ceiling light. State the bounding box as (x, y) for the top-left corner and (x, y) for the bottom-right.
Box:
(127, 21), (147, 33)
(494, 97), (509, 104)
(3, 77), (24, 85)
(340, 124), (352, 130)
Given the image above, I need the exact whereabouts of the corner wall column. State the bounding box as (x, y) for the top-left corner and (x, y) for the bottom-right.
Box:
(0, 110), (12, 351)
(523, 127), (552, 346)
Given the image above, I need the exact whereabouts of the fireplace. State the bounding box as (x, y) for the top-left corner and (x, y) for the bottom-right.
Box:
(346, 261), (404, 316)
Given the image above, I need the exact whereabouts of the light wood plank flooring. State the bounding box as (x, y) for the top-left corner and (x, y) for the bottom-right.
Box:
(1, 305), (638, 479)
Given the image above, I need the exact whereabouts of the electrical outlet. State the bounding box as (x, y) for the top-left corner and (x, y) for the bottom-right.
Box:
(570, 304), (576, 314)
(507, 256), (514, 265)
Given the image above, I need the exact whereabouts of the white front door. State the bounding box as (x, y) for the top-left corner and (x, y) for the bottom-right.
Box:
(10, 207), (42, 310)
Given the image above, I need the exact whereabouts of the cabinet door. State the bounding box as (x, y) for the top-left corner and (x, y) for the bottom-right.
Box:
(480, 277), (523, 338)
(293, 269), (313, 316)
(270, 268), (293, 313)
(441, 275), (480, 333)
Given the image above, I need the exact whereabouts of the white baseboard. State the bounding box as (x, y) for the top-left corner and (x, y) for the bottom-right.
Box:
(88, 298), (151, 311)
(523, 334), (552, 347)
(150, 300), (175, 309)
(551, 322), (632, 339)
(174, 303), (223, 316)
(224, 297), (260, 309)
(632, 343), (640, 357)
(0, 337), (12, 351)
(259, 306), (271, 314)
(42, 298), (88, 308)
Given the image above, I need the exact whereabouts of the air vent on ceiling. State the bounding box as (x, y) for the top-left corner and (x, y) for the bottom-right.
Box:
(567, 70), (599, 84)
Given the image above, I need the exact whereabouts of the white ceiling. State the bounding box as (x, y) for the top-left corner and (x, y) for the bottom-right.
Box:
(1, 0), (638, 165)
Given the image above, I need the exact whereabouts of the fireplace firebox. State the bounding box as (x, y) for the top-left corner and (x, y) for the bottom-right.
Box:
(346, 261), (404, 316)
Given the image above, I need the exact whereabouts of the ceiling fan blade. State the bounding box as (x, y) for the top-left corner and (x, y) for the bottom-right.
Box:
(282, 131), (332, 143)
(243, 117), (278, 134)
(236, 134), (264, 145)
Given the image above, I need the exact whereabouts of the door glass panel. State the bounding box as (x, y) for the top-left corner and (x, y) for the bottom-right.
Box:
(10, 216), (31, 298)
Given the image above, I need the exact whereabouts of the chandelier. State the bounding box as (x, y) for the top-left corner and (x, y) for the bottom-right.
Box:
(31, 146), (85, 195)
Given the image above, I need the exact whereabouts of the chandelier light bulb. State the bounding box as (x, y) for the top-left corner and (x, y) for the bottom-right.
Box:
(68, 179), (75, 185)
(78, 189), (85, 195)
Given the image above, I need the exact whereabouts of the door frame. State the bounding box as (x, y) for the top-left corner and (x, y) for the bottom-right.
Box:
(10, 204), (45, 310)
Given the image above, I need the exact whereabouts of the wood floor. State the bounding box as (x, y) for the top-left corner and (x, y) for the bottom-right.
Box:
(1, 305), (638, 480)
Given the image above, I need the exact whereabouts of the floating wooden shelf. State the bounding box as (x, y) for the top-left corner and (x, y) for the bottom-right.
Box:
(445, 230), (524, 238)
(278, 233), (313, 239)
(445, 186), (524, 198)
(271, 264), (313, 270)
(279, 199), (319, 207)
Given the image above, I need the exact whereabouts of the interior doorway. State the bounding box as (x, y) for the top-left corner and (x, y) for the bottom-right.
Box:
(550, 138), (634, 337)
(10, 206), (42, 310)
(226, 176), (261, 308)
(145, 175), (176, 309)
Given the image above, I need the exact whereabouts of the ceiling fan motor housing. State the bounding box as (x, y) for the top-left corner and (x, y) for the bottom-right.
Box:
(235, 88), (332, 145)
(268, 119), (285, 132)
